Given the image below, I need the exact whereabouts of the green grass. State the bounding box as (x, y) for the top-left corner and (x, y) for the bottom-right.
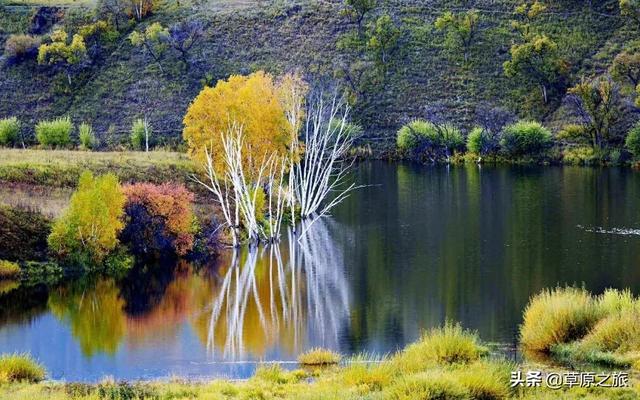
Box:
(298, 348), (342, 366)
(0, 354), (45, 383)
(0, 149), (196, 188)
(0, 260), (20, 279)
(390, 322), (489, 373)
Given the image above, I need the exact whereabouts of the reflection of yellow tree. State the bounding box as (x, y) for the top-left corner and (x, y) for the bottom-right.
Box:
(192, 220), (350, 360)
(48, 280), (125, 357)
(191, 247), (304, 359)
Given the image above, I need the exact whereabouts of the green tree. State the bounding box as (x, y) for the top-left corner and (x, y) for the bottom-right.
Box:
(625, 121), (640, 156)
(366, 14), (400, 74)
(512, 1), (547, 37)
(503, 34), (568, 104)
(129, 22), (169, 74)
(434, 10), (480, 63)
(342, 0), (376, 31)
(567, 76), (624, 148)
(37, 30), (87, 85)
(48, 171), (126, 263)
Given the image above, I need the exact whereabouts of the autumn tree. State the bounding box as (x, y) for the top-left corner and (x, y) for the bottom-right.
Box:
(48, 171), (126, 262)
(567, 76), (624, 148)
(503, 34), (568, 104)
(183, 71), (294, 175)
(37, 29), (87, 85)
(435, 9), (480, 63)
(129, 22), (168, 73)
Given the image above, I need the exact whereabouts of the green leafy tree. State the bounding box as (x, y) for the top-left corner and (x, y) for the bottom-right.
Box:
(625, 121), (640, 156)
(342, 0), (377, 31)
(129, 22), (169, 74)
(434, 10), (480, 63)
(130, 117), (152, 151)
(366, 14), (400, 74)
(0, 117), (20, 147)
(78, 122), (96, 150)
(512, 1), (547, 37)
(503, 34), (568, 104)
(37, 30), (87, 85)
(48, 171), (126, 263)
(567, 76), (624, 148)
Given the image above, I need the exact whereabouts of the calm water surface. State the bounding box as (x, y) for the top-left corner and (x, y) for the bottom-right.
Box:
(1, 162), (640, 381)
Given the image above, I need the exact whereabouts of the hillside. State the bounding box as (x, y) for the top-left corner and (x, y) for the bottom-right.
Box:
(0, 0), (632, 149)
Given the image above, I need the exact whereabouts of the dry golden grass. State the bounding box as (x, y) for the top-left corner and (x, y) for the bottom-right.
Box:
(298, 348), (342, 366)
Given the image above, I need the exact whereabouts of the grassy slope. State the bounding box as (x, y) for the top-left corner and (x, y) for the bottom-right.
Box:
(0, 0), (628, 146)
(0, 149), (195, 186)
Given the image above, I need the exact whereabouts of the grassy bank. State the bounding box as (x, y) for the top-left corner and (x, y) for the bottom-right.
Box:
(0, 323), (637, 400)
(0, 149), (196, 188)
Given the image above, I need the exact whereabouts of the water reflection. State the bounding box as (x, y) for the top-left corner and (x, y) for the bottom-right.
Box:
(2, 162), (640, 380)
(200, 219), (350, 359)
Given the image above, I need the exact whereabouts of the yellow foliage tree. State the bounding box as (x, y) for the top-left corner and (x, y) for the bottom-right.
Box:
(182, 71), (303, 175)
(48, 171), (126, 262)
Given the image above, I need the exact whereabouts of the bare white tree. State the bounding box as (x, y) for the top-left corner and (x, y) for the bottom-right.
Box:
(264, 157), (288, 243)
(291, 94), (358, 237)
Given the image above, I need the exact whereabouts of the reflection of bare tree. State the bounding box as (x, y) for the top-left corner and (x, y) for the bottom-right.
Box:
(204, 218), (350, 360)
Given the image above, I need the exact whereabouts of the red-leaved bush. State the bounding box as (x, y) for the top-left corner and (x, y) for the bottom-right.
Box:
(122, 183), (196, 256)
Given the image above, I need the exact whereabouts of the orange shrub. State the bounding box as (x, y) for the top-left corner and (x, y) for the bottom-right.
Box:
(122, 183), (196, 256)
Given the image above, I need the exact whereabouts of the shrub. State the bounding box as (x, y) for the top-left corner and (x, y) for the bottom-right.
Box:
(500, 120), (552, 156)
(391, 323), (487, 373)
(383, 371), (470, 400)
(330, 118), (364, 138)
(3, 34), (40, 61)
(35, 117), (73, 148)
(0, 117), (20, 147)
(579, 311), (640, 354)
(121, 183), (196, 256)
(520, 287), (600, 353)
(562, 147), (598, 166)
(298, 348), (341, 366)
(78, 122), (96, 150)
(0, 206), (51, 262)
(397, 120), (464, 159)
(130, 118), (151, 151)
(0, 260), (20, 279)
(625, 122), (640, 156)
(48, 171), (126, 263)
(0, 353), (45, 383)
(466, 126), (499, 155)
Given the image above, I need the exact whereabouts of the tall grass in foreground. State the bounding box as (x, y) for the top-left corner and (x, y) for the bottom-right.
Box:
(0, 354), (45, 383)
(521, 287), (640, 368)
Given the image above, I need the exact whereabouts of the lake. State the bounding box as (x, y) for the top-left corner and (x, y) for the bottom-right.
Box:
(1, 161), (640, 381)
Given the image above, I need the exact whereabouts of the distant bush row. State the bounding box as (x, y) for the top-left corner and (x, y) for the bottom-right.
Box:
(0, 116), (153, 151)
(397, 118), (640, 162)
